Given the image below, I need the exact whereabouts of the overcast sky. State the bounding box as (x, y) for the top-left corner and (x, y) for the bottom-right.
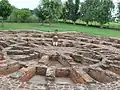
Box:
(8, 0), (120, 10)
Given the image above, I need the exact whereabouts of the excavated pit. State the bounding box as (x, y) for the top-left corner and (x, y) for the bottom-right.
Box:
(0, 31), (120, 89)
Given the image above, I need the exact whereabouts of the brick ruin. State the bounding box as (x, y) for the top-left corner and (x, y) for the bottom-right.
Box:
(0, 30), (120, 90)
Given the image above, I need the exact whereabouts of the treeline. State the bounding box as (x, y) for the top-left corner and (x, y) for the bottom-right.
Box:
(0, 0), (120, 28)
(0, 0), (39, 24)
(34, 0), (115, 28)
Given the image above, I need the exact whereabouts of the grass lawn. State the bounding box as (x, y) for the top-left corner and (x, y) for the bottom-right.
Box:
(0, 23), (120, 37)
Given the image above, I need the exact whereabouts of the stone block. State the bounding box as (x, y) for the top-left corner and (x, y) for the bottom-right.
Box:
(0, 60), (6, 64)
(0, 63), (20, 75)
(39, 55), (49, 65)
(19, 67), (36, 82)
(70, 68), (85, 84)
(108, 66), (120, 75)
(46, 66), (56, 81)
(36, 65), (47, 75)
(55, 68), (70, 77)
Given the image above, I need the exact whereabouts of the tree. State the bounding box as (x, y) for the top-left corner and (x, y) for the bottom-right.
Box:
(96, 0), (114, 28)
(27, 15), (39, 23)
(117, 2), (120, 21)
(0, 0), (12, 28)
(43, 0), (62, 25)
(34, 5), (46, 24)
(80, 0), (96, 26)
(19, 8), (31, 22)
(65, 0), (80, 24)
(35, 0), (62, 26)
(9, 8), (31, 23)
(61, 6), (68, 23)
(80, 0), (114, 27)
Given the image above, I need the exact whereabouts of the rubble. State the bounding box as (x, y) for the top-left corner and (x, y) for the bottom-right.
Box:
(0, 31), (120, 90)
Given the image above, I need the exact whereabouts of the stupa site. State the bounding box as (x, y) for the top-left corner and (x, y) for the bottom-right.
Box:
(0, 30), (120, 90)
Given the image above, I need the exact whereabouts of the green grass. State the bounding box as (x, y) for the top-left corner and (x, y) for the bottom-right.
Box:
(0, 23), (120, 37)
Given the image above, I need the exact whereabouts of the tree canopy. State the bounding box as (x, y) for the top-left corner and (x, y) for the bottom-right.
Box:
(9, 8), (31, 22)
(34, 0), (62, 25)
(80, 0), (114, 27)
(0, 0), (12, 19)
(65, 0), (80, 24)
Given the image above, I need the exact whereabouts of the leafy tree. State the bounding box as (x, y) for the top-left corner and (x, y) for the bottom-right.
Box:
(0, 0), (12, 28)
(35, 0), (62, 26)
(43, 0), (62, 25)
(90, 0), (100, 23)
(96, 0), (114, 28)
(80, 0), (96, 26)
(65, 0), (80, 24)
(19, 8), (31, 22)
(27, 15), (39, 23)
(34, 5), (46, 24)
(117, 2), (120, 21)
(80, 0), (114, 27)
(61, 6), (68, 23)
(9, 8), (31, 22)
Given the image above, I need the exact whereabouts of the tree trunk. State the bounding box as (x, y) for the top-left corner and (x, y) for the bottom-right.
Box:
(100, 25), (103, 28)
(79, 19), (81, 24)
(41, 23), (43, 26)
(73, 21), (76, 25)
(49, 21), (52, 27)
(100, 23), (103, 28)
(63, 19), (66, 23)
(86, 21), (88, 26)
(41, 21), (44, 26)
(95, 22), (96, 26)
(108, 22), (110, 28)
(1, 17), (4, 29)
(57, 19), (59, 24)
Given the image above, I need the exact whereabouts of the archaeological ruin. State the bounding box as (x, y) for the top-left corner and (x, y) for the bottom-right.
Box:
(0, 30), (120, 90)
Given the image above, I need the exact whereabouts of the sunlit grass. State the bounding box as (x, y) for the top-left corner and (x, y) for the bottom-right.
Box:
(0, 23), (120, 37)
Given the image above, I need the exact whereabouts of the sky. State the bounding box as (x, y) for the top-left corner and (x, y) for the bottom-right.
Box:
(8, 0), (120, 10)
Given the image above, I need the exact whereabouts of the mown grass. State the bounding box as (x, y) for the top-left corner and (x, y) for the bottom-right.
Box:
(0, 23), (120, 37)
